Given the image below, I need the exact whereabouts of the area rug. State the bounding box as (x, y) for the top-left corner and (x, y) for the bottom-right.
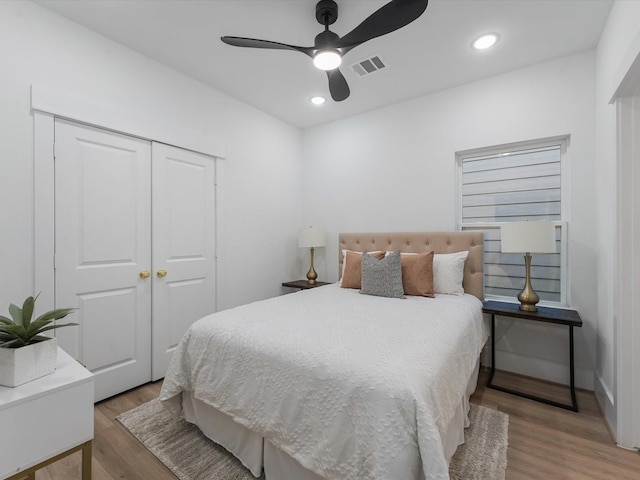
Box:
(117, 399), (508, 480)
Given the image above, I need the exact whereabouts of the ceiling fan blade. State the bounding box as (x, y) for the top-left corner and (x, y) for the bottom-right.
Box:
(335, 0), (429, 53)
(326, 68), (350, 101)
(221, 36), (313, 57)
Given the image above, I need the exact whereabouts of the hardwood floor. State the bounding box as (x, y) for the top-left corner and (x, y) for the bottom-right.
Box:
(36, 369), (640, 480)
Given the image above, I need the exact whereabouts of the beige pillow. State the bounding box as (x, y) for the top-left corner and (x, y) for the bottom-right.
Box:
(400, 251), (435, 297)
(341, 250), (385, 289)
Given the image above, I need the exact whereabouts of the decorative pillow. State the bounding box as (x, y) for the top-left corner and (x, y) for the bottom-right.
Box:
(433, 251), (469, 295)
(360, 250), (405, 299)
(400, 251), (435, 297)
(341, 249), (384, 275)
(341, 250), (385, 289)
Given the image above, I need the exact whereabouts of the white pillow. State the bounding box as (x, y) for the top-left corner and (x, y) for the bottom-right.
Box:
(433, 251), (468, 295)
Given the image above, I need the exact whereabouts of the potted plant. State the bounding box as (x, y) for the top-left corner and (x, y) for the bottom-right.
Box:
(0, 295), (77, 387)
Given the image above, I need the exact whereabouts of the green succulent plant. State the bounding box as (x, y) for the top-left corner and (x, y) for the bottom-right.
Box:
(0, 295), (77, 348)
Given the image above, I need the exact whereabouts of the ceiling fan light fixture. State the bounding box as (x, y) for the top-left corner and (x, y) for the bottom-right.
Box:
(473, 33), (499, 50)
(313, 50), (342, 70)
(310, 96), (326, 105)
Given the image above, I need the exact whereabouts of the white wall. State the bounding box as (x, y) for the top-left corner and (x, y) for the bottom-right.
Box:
(0, 1), (302, 313)
(595, 0), (640, 442)
(302, 51), (597, 389)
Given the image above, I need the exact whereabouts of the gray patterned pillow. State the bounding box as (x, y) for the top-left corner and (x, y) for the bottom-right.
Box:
(360, 250), (405, 299)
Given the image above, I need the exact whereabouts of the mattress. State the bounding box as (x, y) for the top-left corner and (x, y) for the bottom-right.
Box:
(161, 283), (488, 480)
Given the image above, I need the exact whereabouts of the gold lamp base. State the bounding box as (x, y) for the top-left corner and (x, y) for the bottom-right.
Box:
(518, 253), (540, 312)
(306, 247), (318, 285)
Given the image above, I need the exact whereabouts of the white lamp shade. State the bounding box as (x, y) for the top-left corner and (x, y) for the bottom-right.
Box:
(298, 226), (326, 248)
(501, 221), (556, 253)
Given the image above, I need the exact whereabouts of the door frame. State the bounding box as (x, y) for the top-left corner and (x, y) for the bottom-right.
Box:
(614, 55), (640, 449)
(34, 111), (56, 314)
(32, 85), (223, 315)
(615, 90), (640, 450)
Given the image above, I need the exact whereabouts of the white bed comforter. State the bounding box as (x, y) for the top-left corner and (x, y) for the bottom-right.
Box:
(160, 284), (487, 480)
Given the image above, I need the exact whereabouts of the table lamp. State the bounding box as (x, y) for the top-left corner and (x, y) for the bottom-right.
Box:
(298, 226), (326, 285)
(501, 221), (556, 312)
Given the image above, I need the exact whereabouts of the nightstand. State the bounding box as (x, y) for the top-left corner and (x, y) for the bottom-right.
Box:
(282, 280), (331, 290)
(483, 300), (582, 412)
(0, 347), (94, 480)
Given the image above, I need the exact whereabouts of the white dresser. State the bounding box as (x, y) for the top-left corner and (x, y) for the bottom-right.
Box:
(0, 347), (94, 480)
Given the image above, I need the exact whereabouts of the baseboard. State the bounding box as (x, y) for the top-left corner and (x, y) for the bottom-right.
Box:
(594, 373), (618, 442)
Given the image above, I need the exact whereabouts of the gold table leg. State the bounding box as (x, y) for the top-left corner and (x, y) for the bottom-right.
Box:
(6, 440), (92, 480)
(81, 440), (92, 480)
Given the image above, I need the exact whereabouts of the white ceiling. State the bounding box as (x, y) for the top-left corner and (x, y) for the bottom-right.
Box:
(36, 0), (613, 129)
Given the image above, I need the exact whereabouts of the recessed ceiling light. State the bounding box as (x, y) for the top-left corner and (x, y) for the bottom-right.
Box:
(310, 96), (326, 105)
(473, 33), (499, 50)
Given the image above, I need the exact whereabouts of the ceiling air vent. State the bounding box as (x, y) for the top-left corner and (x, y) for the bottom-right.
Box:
(350, 56), (387, 77)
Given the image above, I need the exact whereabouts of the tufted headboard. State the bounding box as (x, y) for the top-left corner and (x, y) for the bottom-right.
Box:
(338, 231), (484, 301)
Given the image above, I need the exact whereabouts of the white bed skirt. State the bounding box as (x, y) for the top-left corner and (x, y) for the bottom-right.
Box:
(181, 359), (480, 480)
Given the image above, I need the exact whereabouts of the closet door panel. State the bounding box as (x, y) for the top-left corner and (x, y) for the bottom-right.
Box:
(78, 288), (138, 371)
(54, 119), (152, 402)
(151, 143), (216, 380)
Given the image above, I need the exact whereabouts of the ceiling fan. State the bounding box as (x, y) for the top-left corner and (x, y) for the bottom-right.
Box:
(221, 0), (429, 102)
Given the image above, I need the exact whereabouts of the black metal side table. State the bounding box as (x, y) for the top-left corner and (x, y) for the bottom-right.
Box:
(483, 300), (583, 412)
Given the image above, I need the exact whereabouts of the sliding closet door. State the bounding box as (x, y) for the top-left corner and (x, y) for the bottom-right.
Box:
(151, 143), (216, 380)
(54, 119), (152, 401)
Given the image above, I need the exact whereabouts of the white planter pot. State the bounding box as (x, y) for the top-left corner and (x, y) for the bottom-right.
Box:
(0, 337), (58, 387)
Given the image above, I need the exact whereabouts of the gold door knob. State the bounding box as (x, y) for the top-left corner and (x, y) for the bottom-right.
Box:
(157, 269), (167, 278)
(139, 270), (150, 279)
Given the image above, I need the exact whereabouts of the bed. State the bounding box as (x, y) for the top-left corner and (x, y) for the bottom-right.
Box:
(160, 231), (487, 480)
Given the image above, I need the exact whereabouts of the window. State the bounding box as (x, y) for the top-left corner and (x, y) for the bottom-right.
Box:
(456, 137), (568, 305)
